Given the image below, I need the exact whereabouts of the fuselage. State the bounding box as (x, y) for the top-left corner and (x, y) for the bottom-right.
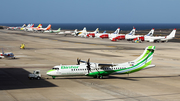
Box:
(0, 52), (15, 58)
(95, 33), (109, 38)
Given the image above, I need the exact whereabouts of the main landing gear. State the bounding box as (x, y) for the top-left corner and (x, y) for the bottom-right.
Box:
(52, 76), (56, 79)
(93, 75), (104, 79)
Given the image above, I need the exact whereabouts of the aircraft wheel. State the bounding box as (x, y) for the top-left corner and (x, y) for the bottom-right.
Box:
(37, 77), (41, 80)
(93, 76), (97, 78)
(100, 76), (103, 79)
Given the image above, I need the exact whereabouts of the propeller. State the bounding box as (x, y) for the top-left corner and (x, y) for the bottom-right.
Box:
(77, 58), (81, 65)
(87, 58), (91, 74)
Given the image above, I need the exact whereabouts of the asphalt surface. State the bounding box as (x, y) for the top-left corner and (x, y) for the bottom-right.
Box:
(0, 29), (180, 101)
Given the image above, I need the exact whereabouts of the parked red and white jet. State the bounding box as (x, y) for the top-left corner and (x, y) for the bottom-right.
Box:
(0, 48), (15, 59)
(86, 28), (99, 38)
(95, 28), (120, 39)
(132, 28), (155, 42)
(109, 28), (136, 41)
(144, 28), (176, 42)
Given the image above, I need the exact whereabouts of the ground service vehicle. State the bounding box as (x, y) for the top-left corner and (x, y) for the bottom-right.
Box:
(28, 70), (41, 80)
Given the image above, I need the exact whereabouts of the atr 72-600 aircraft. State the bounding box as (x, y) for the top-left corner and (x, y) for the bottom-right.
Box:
(47, 46), (155, 79)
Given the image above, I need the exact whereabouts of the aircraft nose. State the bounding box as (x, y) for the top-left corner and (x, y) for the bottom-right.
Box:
(46, 72), (50, 75)
(46, 70), (52, 75)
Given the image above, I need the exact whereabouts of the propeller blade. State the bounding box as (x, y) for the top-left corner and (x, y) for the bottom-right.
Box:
(86, 58), (91, 74)
(77, 58), (81, 65)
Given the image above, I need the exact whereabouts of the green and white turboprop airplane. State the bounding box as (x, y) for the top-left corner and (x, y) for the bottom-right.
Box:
(47, 46), (155, 79)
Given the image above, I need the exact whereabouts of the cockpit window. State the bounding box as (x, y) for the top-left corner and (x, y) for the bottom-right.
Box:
(52, 68), (59, 70)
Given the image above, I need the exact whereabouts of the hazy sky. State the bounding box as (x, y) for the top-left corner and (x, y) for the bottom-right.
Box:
(0, 0), (179, 23)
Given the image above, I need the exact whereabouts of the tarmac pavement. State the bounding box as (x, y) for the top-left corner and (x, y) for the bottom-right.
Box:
(0, 29), (180, 101)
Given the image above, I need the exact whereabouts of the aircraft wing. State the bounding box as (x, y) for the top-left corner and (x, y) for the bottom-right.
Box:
(80, 60), (117, 67)
(98, 63), (117, 66)
(80, 60), (87, 63)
